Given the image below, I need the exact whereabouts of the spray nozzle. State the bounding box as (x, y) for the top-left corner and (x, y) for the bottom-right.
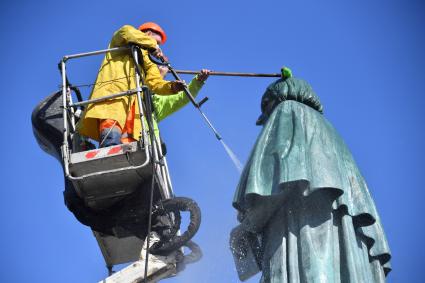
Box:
(280, 67), (293, 80)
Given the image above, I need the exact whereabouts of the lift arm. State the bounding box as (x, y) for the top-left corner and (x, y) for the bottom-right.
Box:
(99, 257), (176, 283)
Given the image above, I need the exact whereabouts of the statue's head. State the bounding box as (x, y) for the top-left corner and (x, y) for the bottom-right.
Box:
(256, 76), (323, 125)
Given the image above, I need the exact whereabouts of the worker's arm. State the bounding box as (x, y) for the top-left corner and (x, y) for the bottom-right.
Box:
(110, 25), (183, 95)
(110, 25), (158, 51)
(153, 76), (205, 122)
(142, 50), (175, 94)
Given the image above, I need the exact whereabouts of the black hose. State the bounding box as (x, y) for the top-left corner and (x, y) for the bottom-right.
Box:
(175, 240), (203, 273)
(57, 62), (84, 103)
(70, 86), (83, 103)
(128, 44), (158, 283)
(182, 240), (203, 265)
(148, 53), (169, 66)
(151, 197), (201, 255)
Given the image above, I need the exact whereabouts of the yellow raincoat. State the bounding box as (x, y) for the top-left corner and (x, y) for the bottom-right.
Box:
(77, 25), (175, 141)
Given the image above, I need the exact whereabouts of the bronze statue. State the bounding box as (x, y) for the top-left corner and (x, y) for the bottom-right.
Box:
(230, 74), (391, 282)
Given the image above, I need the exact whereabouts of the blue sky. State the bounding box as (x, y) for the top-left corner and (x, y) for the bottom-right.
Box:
(0, 0), (424, 282)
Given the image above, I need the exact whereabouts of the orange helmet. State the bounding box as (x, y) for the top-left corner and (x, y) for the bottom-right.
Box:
(138, 22), (167, 44)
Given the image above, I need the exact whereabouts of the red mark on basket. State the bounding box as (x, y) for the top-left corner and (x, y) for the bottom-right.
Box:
(108, 146), (122, 155)
(85, 150), (99, 159)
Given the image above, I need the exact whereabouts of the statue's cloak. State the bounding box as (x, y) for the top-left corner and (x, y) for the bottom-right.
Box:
(231, 78), (391, 282)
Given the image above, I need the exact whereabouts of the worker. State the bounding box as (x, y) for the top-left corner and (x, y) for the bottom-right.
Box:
(66, 21), (211, 230)
(77, 22), (186, 147)
(64, 66), (210, 234)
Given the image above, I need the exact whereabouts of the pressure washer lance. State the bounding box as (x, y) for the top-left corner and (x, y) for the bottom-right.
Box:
(150, 54), (224, 141)
(175, 67), (293, 79)
(174, 70), (281, 78)
(150, 53), (291, 141)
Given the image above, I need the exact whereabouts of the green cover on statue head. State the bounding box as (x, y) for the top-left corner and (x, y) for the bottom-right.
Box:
(256, 77), (323, 125)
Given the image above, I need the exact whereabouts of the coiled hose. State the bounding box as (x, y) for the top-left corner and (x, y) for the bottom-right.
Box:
(150, 197), (201, 256)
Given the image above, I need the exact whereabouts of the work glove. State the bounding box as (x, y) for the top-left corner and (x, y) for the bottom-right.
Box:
(195, 69), (211, 82)
(171, 80), (186, 93)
